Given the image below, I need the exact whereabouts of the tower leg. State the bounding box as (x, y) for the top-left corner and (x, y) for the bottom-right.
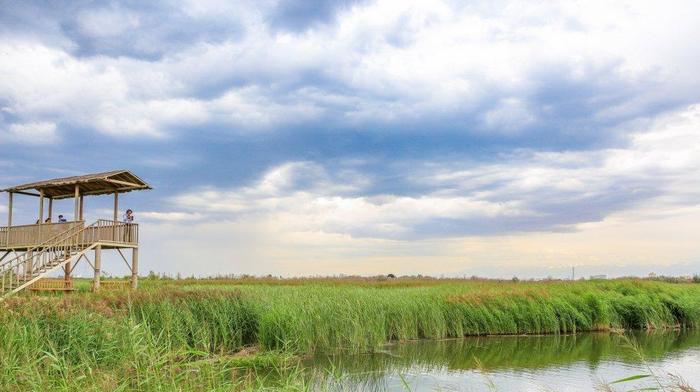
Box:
(93, 245), (101, 292)
(64, 259), (71, 289)
(24, 250), (33, 279)
(131, 247), (139, 290)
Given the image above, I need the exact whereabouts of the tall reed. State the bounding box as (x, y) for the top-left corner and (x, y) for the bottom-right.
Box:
(0, 279), (698, 389)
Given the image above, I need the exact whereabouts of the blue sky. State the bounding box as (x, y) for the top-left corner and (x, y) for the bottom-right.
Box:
(1, 0), (699, 278)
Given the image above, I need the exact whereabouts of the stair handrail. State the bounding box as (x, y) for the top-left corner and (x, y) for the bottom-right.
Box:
(0, 220), (104, 294)
(1, 243), (99, 299)
(0, 220), (99, 275)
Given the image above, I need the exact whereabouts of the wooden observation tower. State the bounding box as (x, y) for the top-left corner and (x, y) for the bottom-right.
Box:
(0, 170), (151, 298)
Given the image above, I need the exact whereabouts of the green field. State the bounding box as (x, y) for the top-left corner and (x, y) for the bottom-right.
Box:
(1, 278), (699, 390)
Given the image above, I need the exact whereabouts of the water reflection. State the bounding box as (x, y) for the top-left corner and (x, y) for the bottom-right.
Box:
(306, 330), (700, 391)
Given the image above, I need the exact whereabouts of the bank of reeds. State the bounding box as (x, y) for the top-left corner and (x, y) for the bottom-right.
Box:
(0, 279), (698, 389)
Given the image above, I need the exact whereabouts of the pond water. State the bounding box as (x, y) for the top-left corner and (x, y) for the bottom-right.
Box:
(305, 330), (700, 391)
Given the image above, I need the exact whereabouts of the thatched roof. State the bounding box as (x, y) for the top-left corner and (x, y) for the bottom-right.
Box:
(1, 170), (151, 199)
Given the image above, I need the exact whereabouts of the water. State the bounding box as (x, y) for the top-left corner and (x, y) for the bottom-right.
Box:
(306, 331), (700, 391)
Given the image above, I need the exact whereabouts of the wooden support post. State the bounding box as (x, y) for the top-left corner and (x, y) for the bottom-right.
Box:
(5, 192), (11, 246)
(131, 247), (139, 290)
(66, 185), (80, 285)
(93, 245), (101, 292)
(38, 190), (44, 242)
(64, 260), (71, 286)
(6, 192), (12, 228)
(74, 185), (80, 221)
(39, 190), (44, 224)
(113, 192), (119, 222)
(79, 195), (84, 221)
(113, 192), (119, 241)
(48, 198), (53, 222)
(25, 250), (33, 279)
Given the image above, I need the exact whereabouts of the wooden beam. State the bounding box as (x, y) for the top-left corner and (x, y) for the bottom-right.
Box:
(117, 248), (131, 270)
(69, 253), (89, 275)
(48, 198), (53, 222)
(104, 178), (142, 188)
(48, 186), (146, 199)
(11, 191), (41, 197)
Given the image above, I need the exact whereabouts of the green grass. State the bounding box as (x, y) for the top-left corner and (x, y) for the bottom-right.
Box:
(0, 278), (699, 390)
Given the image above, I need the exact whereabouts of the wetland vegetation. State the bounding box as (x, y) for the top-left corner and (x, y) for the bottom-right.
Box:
(1, 277), (699, 390)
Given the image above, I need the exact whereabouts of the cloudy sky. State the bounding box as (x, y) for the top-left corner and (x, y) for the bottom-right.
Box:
(1, 0), (699, 278)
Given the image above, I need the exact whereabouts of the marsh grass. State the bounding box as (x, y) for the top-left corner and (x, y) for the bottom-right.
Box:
(1, 278), (698, 390)
(595, 331), (700, 392)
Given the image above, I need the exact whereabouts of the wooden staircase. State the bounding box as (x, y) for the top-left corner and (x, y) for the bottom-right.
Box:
(0, 221), (100, 299)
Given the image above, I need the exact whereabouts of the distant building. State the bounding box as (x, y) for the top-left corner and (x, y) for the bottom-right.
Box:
(590, 275), (607, 280)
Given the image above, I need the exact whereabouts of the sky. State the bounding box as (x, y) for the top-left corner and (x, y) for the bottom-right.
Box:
(1, 0), (699, 279)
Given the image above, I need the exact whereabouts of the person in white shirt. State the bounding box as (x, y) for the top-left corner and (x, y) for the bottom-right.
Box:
(123, 209), (134, 223)
(123, 209), (134, 242)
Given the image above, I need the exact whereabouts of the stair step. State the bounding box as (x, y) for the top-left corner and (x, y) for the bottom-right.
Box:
(1, 243), (92, 297)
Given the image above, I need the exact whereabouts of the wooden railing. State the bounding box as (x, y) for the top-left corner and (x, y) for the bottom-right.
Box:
(30, 278), (75, 291)
(0, 220), (138, 248)
(93, 280), (131, 291)
(0, 221), (84, 248)
(0, 222), (95, 295)
(81, 220), (138, 245)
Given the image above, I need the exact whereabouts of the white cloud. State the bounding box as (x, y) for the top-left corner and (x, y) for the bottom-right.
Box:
(138, 104), (700, 276)
(167, 104), (700, 240)
(3, 1), (700, 141)
(2, 122), (58, 144)
(482, 98), (536, 133)
(95, 98), (209, 137)
(139, 211), (203, 221)
(139, 199), (700, 278)
(172, 163), (529, 238)
(75, 7), (141, 38)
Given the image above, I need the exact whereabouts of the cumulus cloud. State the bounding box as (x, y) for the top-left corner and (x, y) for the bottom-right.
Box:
(167, 104), (700, 240)
(2, 0), (700, 276)
(1, 122), (58, 144)
(1, 0), (700, 145)
(139, 211), (204, 222)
